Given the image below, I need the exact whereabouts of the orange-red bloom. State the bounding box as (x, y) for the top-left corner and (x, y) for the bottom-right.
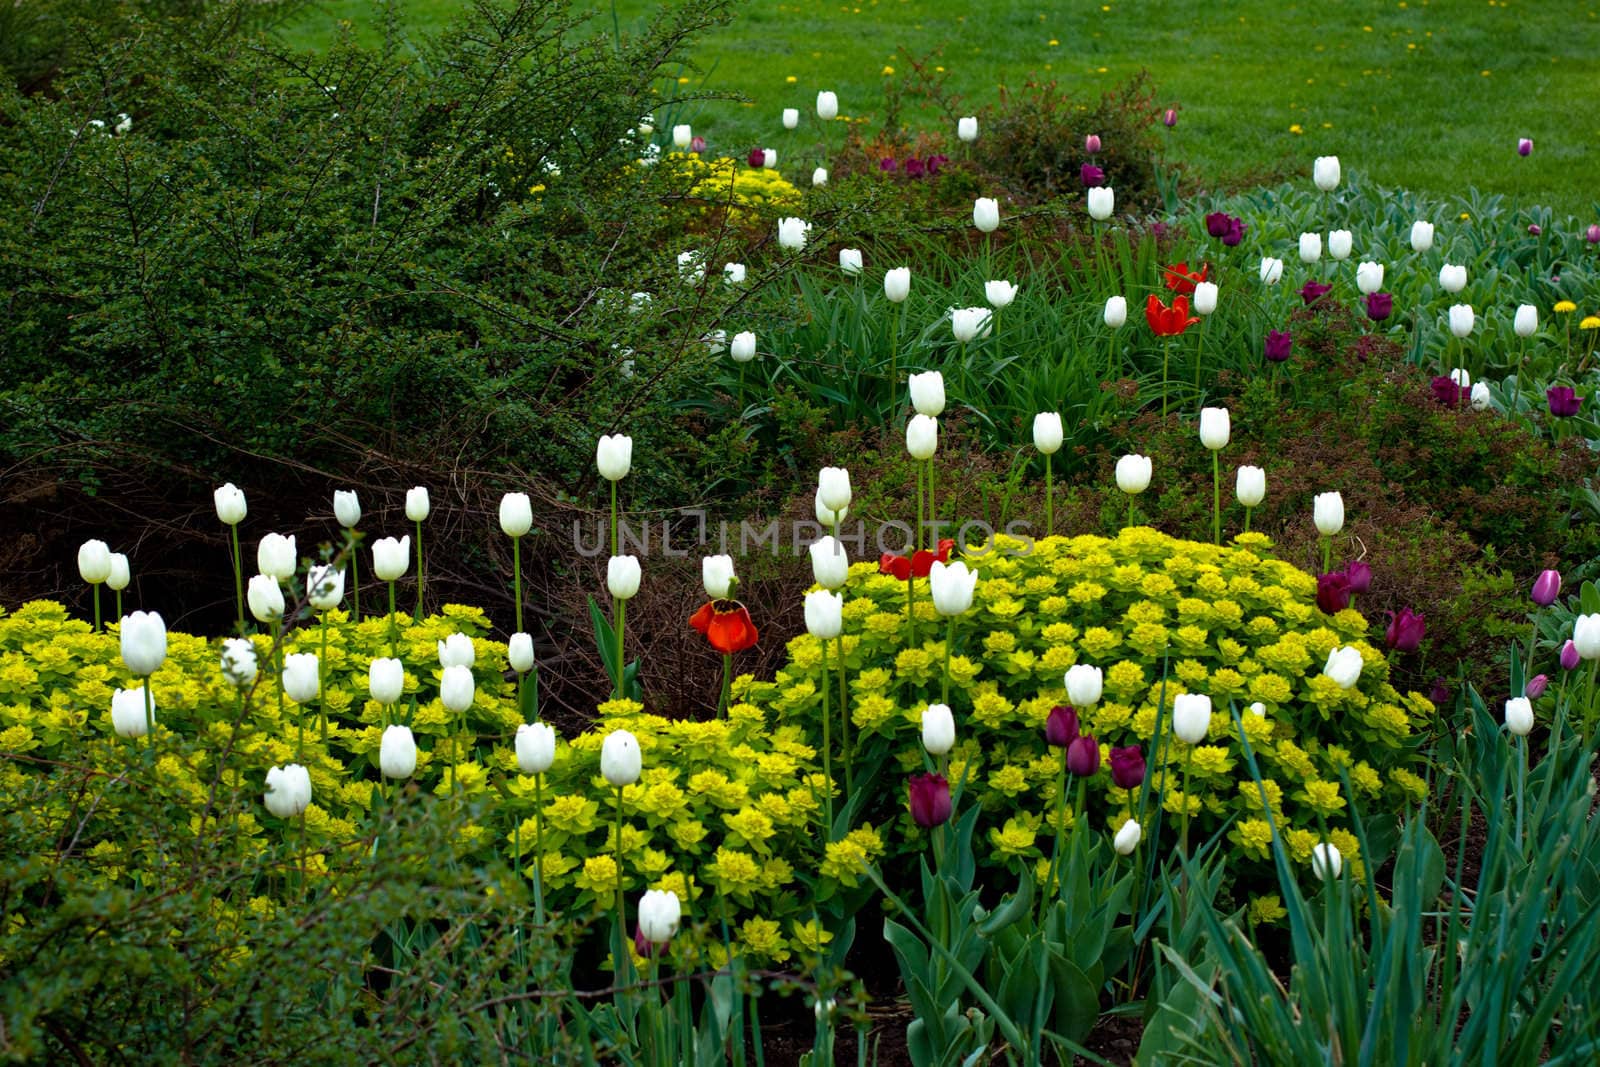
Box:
(879, 538), (955, 580)
(689, 600), (759, 654)
(1162, 261), (1208, 295)
(1146, 294), (1199, 336)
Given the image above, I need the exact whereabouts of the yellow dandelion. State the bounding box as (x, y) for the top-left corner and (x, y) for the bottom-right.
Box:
(881, 65), (895, 75)
(785, 75), (797, 83)
(1459, 211), (1471, 221)
(1289, 123), (1304, 134)
(1048, 39), (1059, 46)
(1554, 300), (1577, 313)
(1581, 316), (1600, 330)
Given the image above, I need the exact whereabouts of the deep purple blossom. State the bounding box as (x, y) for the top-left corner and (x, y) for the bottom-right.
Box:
(1264, 330), (1292, 362)
(1080, 163), (1105, 187)
(1300, 280), (1332, 305)
(1317, 572), (1352, 614)
(1385, 608), (1426, 653)
(1547, 385), (1582, 417)
(1365, 292), (1393, 322)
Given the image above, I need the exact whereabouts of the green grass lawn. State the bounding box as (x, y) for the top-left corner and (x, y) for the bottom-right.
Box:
(292, 0), (1600, 217)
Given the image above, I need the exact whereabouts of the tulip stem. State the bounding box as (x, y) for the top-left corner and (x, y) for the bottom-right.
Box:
(143, 675), (155, 739)
(1045, 454), (1054, 538)
(614, 596), (626, 702)
(387, 581), (398, 653)
(1514, 736), (1527, 853)
(609, 480), (618, 559)
(613, 783), (631, 986)
(92, 584), (101, 634)
(1128, 496), (1135, 531)
(942, 617), (954, 706)
(532, 772), (546, 926)
(820, 637), (836, 841)
(114, 589), (122, 626)
(889, 300), (904, 421)
(299, 811), (308, 904)
(926, 459), (936, 548)
(1194, 319), (1206, 393)
(1162, 339), (1172, 417)
(350, 537), (360, 624)
(1243, 506), (1253, 534)
(719, 652), (732, 719)
(915, 459), (924, 554)
(319, 612), (330, 744)
(837, 636), (852, 801)
(414, 520), (425, 622)
(1211, 450), (1221, 545)
(1178, 744), (1194, 859)
(230, 524), (244, 636)
(512, 536), (523, 636)
(1320, 535), (1331, 575)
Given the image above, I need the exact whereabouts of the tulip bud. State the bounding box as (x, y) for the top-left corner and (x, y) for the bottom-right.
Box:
(1323, 645), (1364, 689)
(214, 483), (248, 526)
(499, 493), (533, 538)
(1116, 453), (1152, 494)
(782, 107), (799, 130)
(601, 728), (642, 786)
(908, 772), (953, 828)
(78, 539), (112, 584)
(1199, 407), (1230, 451)
(1384, 607), (1425, 652)
(264, 763), (313, 819)
(1500, 696), (1535, 738)
(730, 331), (757, 363)
(116, 610), (166, 676)
(672, 124), (691, 149)
(1172, 693), (1212, 744)
(1192, 281), (1218, 316)
(1085, 133), (1102, 154)
(804, 589), (843, 639)
(1236, 465), (1266, 508)
(1066, 734), (1099, 777)
(818, 467), (852, 513)
(1517, 137), (1532, 157)
(928, 560), (977, 616)
(369, 657), (404, 704)
(985, 279), (1018, 308)
(1045, 705), (1078, 747)
(1103, 295), (1127, 328)
(957, 116), (978, 142)
(909, 371), (945, 416)
(1344, 560), (1372, 595)
(638, 888), (682, 944)
(334, 489), (361, 528)
(1064, 664), (1103, 707)
(1525, 674), (1548, 700)
(596, 434), (633, 481)
(702, 555), (736, 599)
(405, 486), (430, 522)
(777, 216), (810, 250)
(972, 197), (999, 233)
(1312, 155), (1340, 192)
(439, 663), (474, 713)
(812, 167), (828, 186)
(255, 533), (297, 581)
(835, 247), (864, 276)
(607, 555), (641, 600)
(1086, 186), (1114, 220)
(1111, 818), (1143, 856)
(1470, 382), (1491, 411)
(1327, 229), (1352, 260)
(437, 632), (475, 669)
(1033, 412), (1064, 455)
(371, 535), (410, 582)
(1514, 304), (1538, 338)
(1355, 261), (1384, 295)
(281, 652), (320, 703)
(950, 306), (991, 342)
(809, 536), (849, 590)
(1561, 639), (1581, 671)
(1298, 232), (1322, 264)
(106, 552), (131, 593)
(1163, 107), (1178, 127)
(921, 703), (955, 755)
(508, 632), (536, 674)
(884, 266), (911, 303)
(1574, 615), (1600, 661)
(1532, 569), (1562, 607)
(1448, 304), (1475, 338)
(516, 721), (556, 775)
(1438, 264), (1467, 293)
(1109, 745), (1145, 789)
(380, 724), (417, 779)
(307, 564), (345, 612)
(1409, 220), (1434, 252)
(111, 685), (153, 738)
(723, 262), (746, 286)
(905, 414), (938, 460)
(1314, 491), (1344, 536)
(247, 573), (285, 622)
(220, 637), (258, 688)
(1311, 842), (1342, 881)
(1259, 257), (1284, 285)
(816, 91), (838, 120)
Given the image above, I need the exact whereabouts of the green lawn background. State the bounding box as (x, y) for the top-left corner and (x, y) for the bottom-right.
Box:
(292, 0), (1600, 218)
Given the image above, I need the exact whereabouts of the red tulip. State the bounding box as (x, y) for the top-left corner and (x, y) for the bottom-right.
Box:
(689, 600), (760, 654)
(1162, 261), (1208, 295)
(879, 539), (955, 580)
(1145, 294), (1198, 336)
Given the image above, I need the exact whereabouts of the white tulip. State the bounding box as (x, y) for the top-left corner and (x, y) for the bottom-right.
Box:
(78, 539), (112, 584)
(1312, 155), (1340, 191)
(1355, 261), (1384, 295)
(371, 535), (410, 581)
(500, 492), (533, 538)
(817, 467), (852, 513)
(307, 564), (344, 611)
(812, 167), (828, 186)
(1313, 492), (1344, 536)
(282, 652), (320, 703)
(1033, 412), (1064, 455)
(1115, 454), (1152, 494)
(1199, 407), (1230, 451)
(724, 262), (746, 286)
(809, 536), (849, 590)
(1311, 841), (1343, 881)
(839, 248), (863, 276)
(1259, 257), (1284, 285)
(111, 686), (153, 738)
(730, 331), (757, 363)
(516, 721), (556, 775)
(985, 280), (1018, 308)
(439, 663), (475, 713)
(1113, 818), (1142, 855)
(1236, 466), (1266, 508)
(1504, 697), (1534, 737)
(379, 724), (418, 779)
(1103, 295), (1127, 328)
(257, 533), (297, 581)
(1448, 304), (1475, 338)
(672, 124), (692, 149)
(247, 573), (285, 621)
(1172, 693), (1212, 744)
(214, 483), (248, 526)
(702, 554), (736, 599)
(1065, 664), (1103, 706)
(804, 589), (843, 639)
(369, 657), (405, 704)
(761, 148), (776, 169)
(1086, 186), (1114, 220)
(220, 637), (258, 688)
(607, 555), (641, 600)
(1514, 304), (1538, 338)
(973, 197), (1000, 233)
(1193, 281), (1218, 316)
(928, 560), (977, 616)
(782, 107), (799, 129)
(1327, 230), (1352, 260)
(107, 553), (131, 592)
(600, 728), (642, 786)
(1409, 220), (1434, 252)
(957, 116), (978, 142)
(677, 249), (705, 282)
(884, 266), (911, 303)
(405, 486), (430, 522)
(951, 306), (991, 342)
(1470, 382), (1491, 411)
(816, 91), (838, 120)
(1298, 232), (1322, 264)
(437, 633), (475, 669)
(1248, 702), (1267, 717)
(906, 414), (938, 460)
(1323, 646), (1364, 689)
(508, 632), (536, 674)
(638, 888), (682, 943)
(777, 217), (810, 250)
(921, 703), (955, 756)
(1449, 367), (1471, 389)
(909, 371), (945, 416)
(596, 434), (633, 481)
(116, 610), (165, 676)
(334, 490), (361, 528)
(1572, 614), (1600, 660)
(1438, 264), (1467, 293)
(264, 763), (313, 819)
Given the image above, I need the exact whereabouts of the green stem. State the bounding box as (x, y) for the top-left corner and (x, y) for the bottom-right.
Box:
(350, 537), (360, 623)
(610, 480), (618, 559)
(533, 773), (546, 925)
(719, 653), (732, 718)
(319, 612), (330, 744)
(820, 638), (835, 840)
(614, 597), (626, 701)
(387, 581), (398, 653)
(1212, 450), (1221, 545)
(889, 301), (903, 420)
(513, 536), (523, 636)
(1178, 745), (1195, 858)
(1045, 453), (1053, 538)
(1162, 338), (1171, 417)
(1128, 495), (1135, 530)
(413, 520), (425, 621)
(1244, 506), (1253, 534)
(1321, 535), (1331, 575)
(926, 458), (936, 547)
(230, 524), (244, 636)
(837, 636), (852, 803)
(114, 590), (122, 626)
(915, 459), (924, 554)
(1194, 318), (1206, 393)
(942, 616), (954, 706)
(92, 584), (101, 634)
(614, 784), (630, 984)
(143, 676), (155, 739)
(299, 811), (308, 904)
(1515, 737), (1526, 854)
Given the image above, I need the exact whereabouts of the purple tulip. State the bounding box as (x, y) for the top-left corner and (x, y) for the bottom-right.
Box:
(747, 147), (765, 168)
(1343, 560), (1373, 595)
(1385, 607), (1426, 653)
(926, 153), (949, 175)
(1109, 745), (1146, 789)
(1085, 133), (1102, 154)
(1163, 107), (1178, 128)
(1547, 386), (1582, 417)
(1528, 224), (1542, 237)
(1205, 211), (1232, 238)
(1525, 674), (1549, 700)
(1045, 705), (1079, 748)
(690, 136), (706, 154)
(908, 773), (952, 828)
(1431, 376), (1469, 407)
(1317, 572), (1352, 614)
(1222, 218), (1246, 246)
(1561, 640), (1581, 672)
(904, 157), (926, 178)
(1264, 330), (1292, 363)
(1300, 280), (1332, 305)
(1532, 569), (1562, 607)
(1080, 163), (1105, 187)
(1428, 679), (1451, 705)
(1587, 224), (1600, 244)
(1066, 735), (1100, 777)
(879, 157), (897, 173)
(1517, 137), (1533, 156)
(1365, 292), (1393, 322)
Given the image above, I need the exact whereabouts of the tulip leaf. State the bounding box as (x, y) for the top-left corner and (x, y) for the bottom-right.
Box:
(1582, 580), (1600, 616)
